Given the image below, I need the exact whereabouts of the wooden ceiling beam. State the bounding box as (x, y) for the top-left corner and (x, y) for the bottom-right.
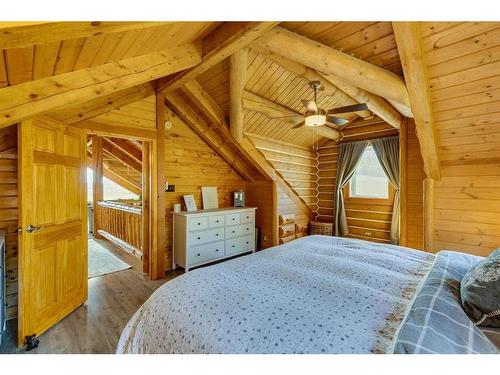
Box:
(393, 22), (441, 180)
(86, 152), (141, 195)
(0, 42), (201, 128)
(181, 79), (272, 182)
(0, 21), (169, 49)
(49, 82), (155, 124)
(102, 137), (142, 173)
(164, 92), (256, 183)
(253, 44), (402, 129)
(107, 137), (143, 164)
(251, 46), (371, 120)
(229, 48), (247, 142)
(317, 72), (403, 129)
(182, 80), (226, 127)
(76, 120), (157, 140)
(158, 22), (279, 94)
(256, 27), (412, 114)
(242, 90), (341, 141)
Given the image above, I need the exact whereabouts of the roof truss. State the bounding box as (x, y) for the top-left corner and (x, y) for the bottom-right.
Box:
(0, 21), (169, 49)
(158, 22), (279, 94)
(393, 22), (441, 180)
(0, 42), (201, 128)
(255, 26), (412, 117)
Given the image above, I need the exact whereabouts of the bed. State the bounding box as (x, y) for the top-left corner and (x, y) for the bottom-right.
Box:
(117, 235), (498, 354)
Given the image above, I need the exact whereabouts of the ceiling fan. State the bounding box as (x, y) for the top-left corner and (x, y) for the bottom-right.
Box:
(290, 81), (368, 129)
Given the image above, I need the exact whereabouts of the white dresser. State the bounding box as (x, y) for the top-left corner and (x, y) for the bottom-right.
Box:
(173, 207), (257, 272)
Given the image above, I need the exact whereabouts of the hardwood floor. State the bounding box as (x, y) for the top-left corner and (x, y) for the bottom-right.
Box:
(0, 238), (183, 354)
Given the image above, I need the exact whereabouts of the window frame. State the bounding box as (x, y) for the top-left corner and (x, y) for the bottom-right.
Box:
(344, 145), (395, 206)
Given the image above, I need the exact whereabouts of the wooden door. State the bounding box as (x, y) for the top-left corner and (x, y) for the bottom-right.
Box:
(18, 117), (87, 347)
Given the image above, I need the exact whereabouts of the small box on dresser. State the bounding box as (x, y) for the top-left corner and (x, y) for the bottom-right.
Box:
(173, 207), (257, 272)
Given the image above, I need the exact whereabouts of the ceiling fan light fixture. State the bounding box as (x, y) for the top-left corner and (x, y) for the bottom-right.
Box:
(305, 114), (326, 127)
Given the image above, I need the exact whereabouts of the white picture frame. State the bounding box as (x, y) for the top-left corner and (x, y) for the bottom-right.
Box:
(201, 186), (219, 209)
(183, 195), (197, 212)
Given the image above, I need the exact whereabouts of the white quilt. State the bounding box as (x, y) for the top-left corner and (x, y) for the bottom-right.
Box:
(117, 235), (434, 354)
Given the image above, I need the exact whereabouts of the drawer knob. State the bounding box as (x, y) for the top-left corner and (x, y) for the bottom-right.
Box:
(246, 228), (249, 231)
(216, 220), (219, 223)
(197, 223), (201, 225)
(232, 245), (235, 248)
(216, 249), (219, 252)
(216, 233), (219, 236)
(232, 218), (235, 221)
(232, 231), (235, 234)
(197, 253), (201, 256)
(197, 237), (201, 240)
(246, 241), (249, 244)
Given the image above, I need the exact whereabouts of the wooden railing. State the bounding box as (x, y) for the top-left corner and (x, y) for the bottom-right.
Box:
(95, 200), (143, 258)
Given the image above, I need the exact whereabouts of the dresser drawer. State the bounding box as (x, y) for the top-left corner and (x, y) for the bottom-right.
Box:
(189, 227), (224, 245)
(241, 211), (255, 224)
(226, 235), (254, 257)
(225, 213), (241, 225)
(188, 241), (224, 265)
(225, 224), (253, 239)
(208, 215), (225, 228)
(188, 216), (209, 231)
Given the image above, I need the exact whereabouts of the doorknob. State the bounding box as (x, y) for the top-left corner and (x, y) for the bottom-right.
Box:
(26, 224), (46, 233)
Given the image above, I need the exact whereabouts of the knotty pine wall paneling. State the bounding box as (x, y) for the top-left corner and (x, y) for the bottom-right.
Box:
(404, 119), (425, 250)
(422, 22), (500, 256)
(164, 118), (247, 269)
(248, 135), (318, 214)
(246, 177), (274, 249)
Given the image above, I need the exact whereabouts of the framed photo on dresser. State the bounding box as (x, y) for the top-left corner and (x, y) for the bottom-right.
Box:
(183, 195), (197, 212)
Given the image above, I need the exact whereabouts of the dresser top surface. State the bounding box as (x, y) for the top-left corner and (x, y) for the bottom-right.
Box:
(174, 207), (257, 217)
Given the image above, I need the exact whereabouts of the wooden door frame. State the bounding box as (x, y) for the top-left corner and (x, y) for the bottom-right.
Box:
(84, 127), (155, 279)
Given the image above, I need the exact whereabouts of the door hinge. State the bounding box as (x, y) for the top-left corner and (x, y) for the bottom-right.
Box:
(24, 334), (40, 351)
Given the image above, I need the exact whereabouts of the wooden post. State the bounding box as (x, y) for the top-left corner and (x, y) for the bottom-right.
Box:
(423, 178), (435, 252)
(229, 48), (247, 142)
(141, 141), (150, 275)
(272, 180), (279, 246)
(92, 136), (103, 239)
(150, 92), (167, 279)
(393, 22), (441, 180)
(399, 118), (408, 247)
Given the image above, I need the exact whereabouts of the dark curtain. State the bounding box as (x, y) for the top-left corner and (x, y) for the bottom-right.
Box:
(372, 136), (400, 244)
(334, 140), (369, 236)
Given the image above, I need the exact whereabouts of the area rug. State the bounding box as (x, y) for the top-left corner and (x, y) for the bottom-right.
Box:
(88, 239), (131, 279)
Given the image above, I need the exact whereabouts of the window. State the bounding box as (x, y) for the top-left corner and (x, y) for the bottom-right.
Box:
(348, 144), (389, 200)
(87, 168), (139, 203)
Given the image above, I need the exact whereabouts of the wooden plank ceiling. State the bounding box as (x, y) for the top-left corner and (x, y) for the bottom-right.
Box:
(0, 22), (219, 86)
(0, 22), (408, 147)
(0, 21), (407, 150)
(194, 21), (403, 147)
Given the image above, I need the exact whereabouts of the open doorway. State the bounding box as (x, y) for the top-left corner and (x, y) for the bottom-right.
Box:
(86, 135), (147, 279)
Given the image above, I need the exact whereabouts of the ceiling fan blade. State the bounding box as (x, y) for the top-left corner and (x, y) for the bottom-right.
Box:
(326, 116), (350, 126)
(301, 100), (318, 113)
(327, 103), (368, 115)
(292, 121), (305, 129)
